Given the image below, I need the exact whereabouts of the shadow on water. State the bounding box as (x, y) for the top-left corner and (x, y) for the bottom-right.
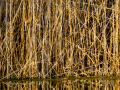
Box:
(1, 78), (120, 90)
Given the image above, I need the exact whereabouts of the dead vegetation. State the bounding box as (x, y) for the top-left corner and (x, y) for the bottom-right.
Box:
(0, 0), (120, 80)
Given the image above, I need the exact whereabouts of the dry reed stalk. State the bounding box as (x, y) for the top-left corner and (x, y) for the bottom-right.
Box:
(103, 0), (107, 75)
(115, 0), (119, 74)
(5, 0), (9, 79)
(10, 0), (12, 70)
(21, 0), (25, 77)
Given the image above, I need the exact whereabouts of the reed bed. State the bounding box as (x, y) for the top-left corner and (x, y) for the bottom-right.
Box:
(0, 0), (120, 80)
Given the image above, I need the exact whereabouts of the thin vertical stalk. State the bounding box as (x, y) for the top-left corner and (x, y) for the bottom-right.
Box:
(10, 0), (13, 75)
(115, 0), (119, 74)
(103, 0), (107, 75)
(6, 0), (9, 79)
(22, 0), (25, 78)
(32, 0), (37, 77)
(59, 0), (63, 74)
(68, 0), (72, 76)
(48, 0), (52, 78)
(28, 0), (32, 78)
(93, 20), (97, 75)
(112, 7), (115, 73)
(42, 1), (45, 78)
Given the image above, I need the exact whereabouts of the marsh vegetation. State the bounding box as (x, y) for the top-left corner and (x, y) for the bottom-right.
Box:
(0, 0), (120, 81)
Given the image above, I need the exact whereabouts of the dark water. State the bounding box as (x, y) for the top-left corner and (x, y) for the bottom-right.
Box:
(1, 79), (120, 90)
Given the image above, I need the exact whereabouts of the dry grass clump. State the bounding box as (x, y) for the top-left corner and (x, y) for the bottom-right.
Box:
(0, 0), (120, 80)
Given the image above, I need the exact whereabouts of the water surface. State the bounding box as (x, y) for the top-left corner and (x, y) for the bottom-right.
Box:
(1, 78), (120, 90)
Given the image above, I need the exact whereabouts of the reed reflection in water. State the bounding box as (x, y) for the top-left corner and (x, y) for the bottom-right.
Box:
(1, 79), (120, 90)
